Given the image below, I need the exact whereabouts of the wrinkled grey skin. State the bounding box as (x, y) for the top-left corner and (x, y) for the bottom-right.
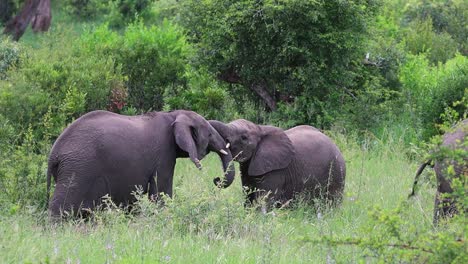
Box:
(210, 119), (346, 207)
(410, 119), (467, 224)
(47, 110), (235, 218)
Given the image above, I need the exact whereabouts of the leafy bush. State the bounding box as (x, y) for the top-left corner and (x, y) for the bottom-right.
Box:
(0, 128), (48, 213)
(80, 21), (190, 111)
(399, 53), (468, 138)
(403, 0), (468, 55)
(164, 67), (236, 120)
(63, 0), (104, 19)
(0, 32), (126, 140)
(63, 0), (153, 27)
(0, 37), (22, 80)
(404, 17), (458, 64)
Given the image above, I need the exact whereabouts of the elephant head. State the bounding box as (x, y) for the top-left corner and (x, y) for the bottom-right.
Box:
(172, 111), (235, 188)
(209, 119), (294, 178)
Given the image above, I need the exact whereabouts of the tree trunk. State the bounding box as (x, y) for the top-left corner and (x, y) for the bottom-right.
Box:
(3, 0), (51, 41)
(31, 0), (51, 33)
(218, 68), (277, 111)
(249, 81), (277, 111)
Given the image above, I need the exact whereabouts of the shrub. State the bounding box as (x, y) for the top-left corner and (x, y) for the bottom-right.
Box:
(404, 17), (458, 64)
(0, 32), (126, 140)
(80, 21), (190, 111)
(399, 53), (468, 138)
(0, 127), (48, 212)
(0, 37), (22, 80)
(62, 0), (105, 19)
(164, 67), (235, 120)
(403, 0), (468, 56)
(63, 0), (153, 27)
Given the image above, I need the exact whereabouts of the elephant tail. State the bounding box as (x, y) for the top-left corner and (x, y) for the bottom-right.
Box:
(46, 156), (58, 207)
(408, 161), (431, 198)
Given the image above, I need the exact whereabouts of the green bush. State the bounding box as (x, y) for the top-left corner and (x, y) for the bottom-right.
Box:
(63, 0), (153, 27)
(404, 17), (458, 64)
(63, 0), (104, 19)
(164, 67), (236, 120)
(81, 21), (190, 111)
(399, 53), (468, 138)
(0, 128), (48, 212)
(403, 0), (468, 56)
(0, 114), (16, 152)
(0, 37), (22, 80)
(0, 32), (126, 140)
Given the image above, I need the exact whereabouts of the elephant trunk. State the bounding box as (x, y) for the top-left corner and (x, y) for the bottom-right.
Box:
(208, 126), (235, 188)
(214, 150), (235, 188)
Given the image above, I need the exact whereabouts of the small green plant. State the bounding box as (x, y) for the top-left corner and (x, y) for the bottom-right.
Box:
(0, 37), (21, 80)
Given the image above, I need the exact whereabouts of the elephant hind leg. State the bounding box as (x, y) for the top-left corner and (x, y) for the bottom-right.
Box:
(48, 174), (109, 219)
(433, 191), (458, 225)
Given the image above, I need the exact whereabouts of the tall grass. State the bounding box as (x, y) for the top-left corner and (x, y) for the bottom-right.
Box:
(0, 132), (438, 263)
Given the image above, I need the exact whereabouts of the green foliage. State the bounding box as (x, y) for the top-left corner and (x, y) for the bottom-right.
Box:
(0, 31), (126, 140)
(0, 114), (16, 152)
(404, 0), (468, 56)
(404, 17), (458, 64)
(399, 53), (468, 138)
(181, 0), (379, 127)
(164, 67), (236, 120)
(63, 0), (153, 27)
(63, 0), (104, 18)
(0, 127), (48, 212)
(0, 0), (19, 25)
(0, 37), (22, 80)
(80, 21), (190, 111)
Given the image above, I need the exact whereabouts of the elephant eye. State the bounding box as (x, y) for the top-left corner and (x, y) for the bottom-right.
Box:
(241, 135), (248, 141)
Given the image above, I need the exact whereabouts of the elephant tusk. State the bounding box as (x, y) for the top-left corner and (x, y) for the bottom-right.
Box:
(226, 143), (230, 149)
(219, 149), (228, 155)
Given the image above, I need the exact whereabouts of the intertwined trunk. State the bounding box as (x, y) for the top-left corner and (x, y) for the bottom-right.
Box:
(3, 0), (51, 41)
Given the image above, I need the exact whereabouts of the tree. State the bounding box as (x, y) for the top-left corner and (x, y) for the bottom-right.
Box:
(181, 0), (377, 116)
(3, 0), (51, 41)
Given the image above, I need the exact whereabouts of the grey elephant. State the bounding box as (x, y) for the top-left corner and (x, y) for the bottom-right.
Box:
(47, 110), (235, 217)
(209, 119), (346, 207)
(410, 119), (467, 224)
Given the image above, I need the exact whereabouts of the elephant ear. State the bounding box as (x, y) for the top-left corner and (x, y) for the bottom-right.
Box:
(173, 114), (201, 169)
(248, 126), (295, 176)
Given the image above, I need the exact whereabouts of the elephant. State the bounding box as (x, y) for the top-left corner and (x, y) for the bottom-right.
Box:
(409, 119), (467, 224)
(47, 110), (235, 218)
(209, 119), (346, 208)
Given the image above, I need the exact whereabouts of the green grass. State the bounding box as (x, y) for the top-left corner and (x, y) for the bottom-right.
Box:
(0, 133), (437, 263)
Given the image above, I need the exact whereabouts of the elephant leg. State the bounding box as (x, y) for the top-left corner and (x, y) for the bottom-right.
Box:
(49, 184), (87, 219)
(433, 191), (458, 225)
(49, 168), (108, 219)
(152, 162), (176, 202)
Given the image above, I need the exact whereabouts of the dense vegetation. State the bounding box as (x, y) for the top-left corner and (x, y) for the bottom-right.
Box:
(0, 0), (466, 262)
